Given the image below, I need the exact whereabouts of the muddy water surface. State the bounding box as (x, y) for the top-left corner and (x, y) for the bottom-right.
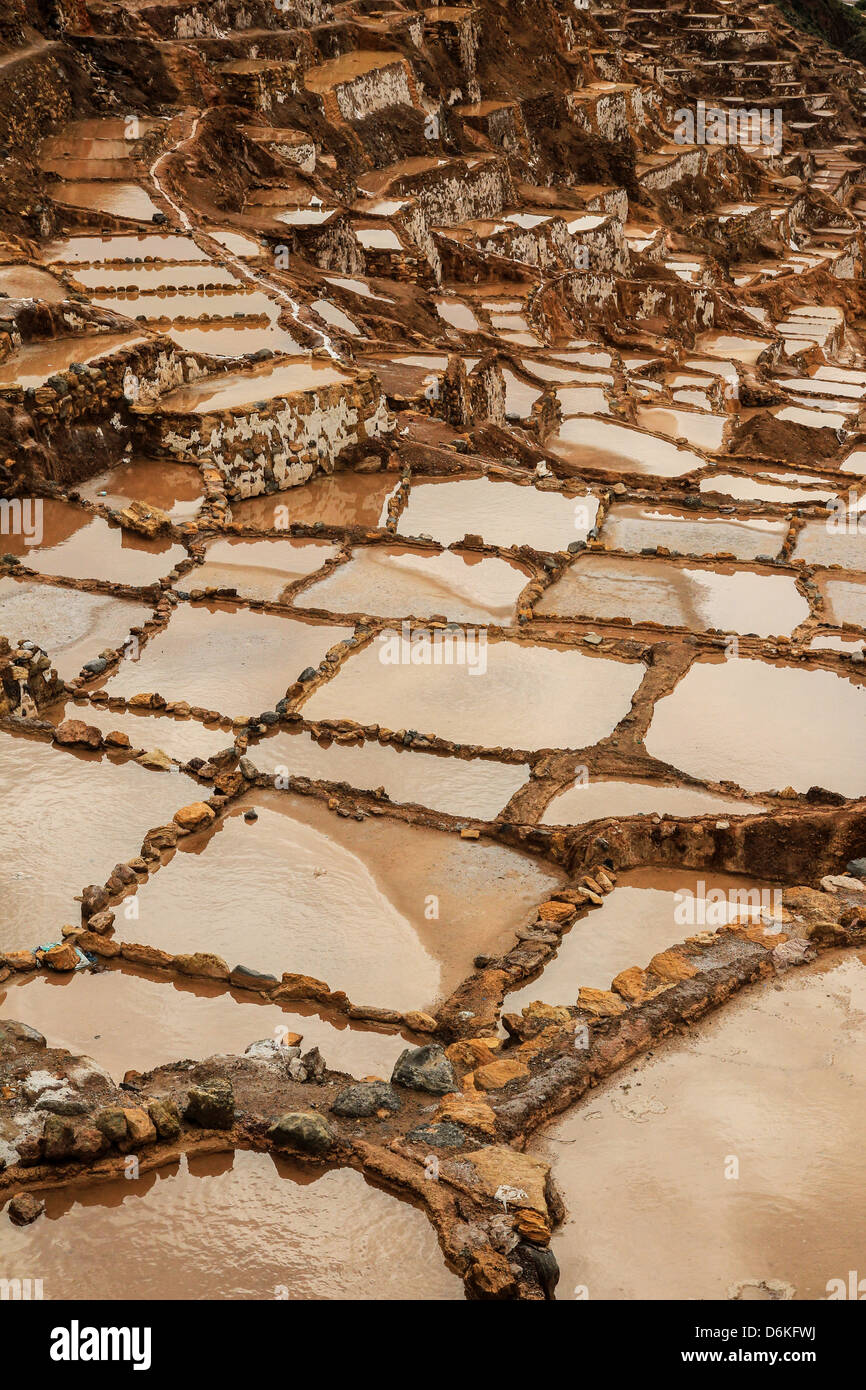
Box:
(548, 418), (704, 478)
(230, 470), (396, 530)
(0, 580), (151, 682)
(645, 657), (866, 797)
(0, 334), (147, 389)
(536, 554), (808, 637)
(304, 636), (643, 750)
(185, 537), (338, 601)
(0, 965), (412, 1080)
(132, 792), (563, 1011)
(541, 778), (768, 825)
(507, 867), (780, 1009)
(300, 546), (528, 624)
(2, 501), (185, 586)
(252, 726), (529, 820)
(47, 702), (231, 762)
(0, 733), (198, 950)
(396, 476), (597, 551)
(103, 605), (353, 716)
(1, 1149), (463, 1300)
(77, 457), (203, 521)
(158, 359), (347, 414)
(533, 952), (866, 1299)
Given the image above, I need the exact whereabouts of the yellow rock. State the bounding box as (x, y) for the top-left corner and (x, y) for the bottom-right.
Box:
(576, 987), (628, 1017)
(514, 1207), (551, 1245)
(435, 1094), (497, 1136)
(538, 900), (575, 924)
(647, 949), (699, 982)
(173, 801), (216, 832)
(473, 1058), (530, 1091)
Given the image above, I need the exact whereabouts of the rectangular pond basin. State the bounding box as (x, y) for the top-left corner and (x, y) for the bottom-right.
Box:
(0, 580), (152, 682)
(396, 476), (599, 551)
(535, 554), (809, 638)
(540, 778), (769, 825)
(251, 725), (529, 820)
(644, 656), (866, 797)
(1, 500), (185, 587)
(303, 634), (644, 751)
(230, 470), (396, 531)
(1, 1149), (464, 1300)
(76, 457), (204, 522)
(182, 537), (338, 602)
(299, 546), (529, 625)
(0, 731), (200, 951)
(101, 605), (353, 718)
(531, 951), (866, 1299)
(128, 791), (564, 1012)
(600, 504), (787, 561)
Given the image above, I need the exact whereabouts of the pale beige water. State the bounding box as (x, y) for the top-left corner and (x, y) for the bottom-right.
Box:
(548, 418), (705, 478)
(43, 233), (207, 264)
(47, 701), (231, 762)
(793, 519), (866, 570)
(635, 406), (727, 451)
(77, 457), (204, 521)
(252, 726), (528, 820)
(1, 1148), (464, 1300)
(0, 580), (151, 682)
(2, 501), (185, 587)
(818, 576), (866, 628)
(700, 472), (838, 505)
(397, 476), (598, 551)
(601, 505), (786, 561)
(300, 547), (528, 624)
(506, 867), (779, 1005)
(129, 792), (563, 1010)
(541, 778), (768, 825)
(158, 360), (347, 414)
(304, 635), (643, 750)
(536, 555), (808, 637)
(46, 182), (161, 220)
(534, 952), (866, 1300)
(71, 264), (240, 292)
(103, 605), (353, 716)
(0, 265), (69, 302)
(0, 334), (147, 389)
(0, 965), (413, 1080)
(185, 537), (338, 601)
(645, 657), (866, 797)
(166, 322), (304, 357)
(230, 471), (395, 531)
(0, 732), (199, 950)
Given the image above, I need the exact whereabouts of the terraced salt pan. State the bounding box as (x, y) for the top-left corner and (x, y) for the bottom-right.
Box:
(103, 605), (353, 717)
(536, 554), (808, 637)
(0, 966), (411, 1080)
(183, 537), (338, 601)
(645, 657), (866, 797)
(77, 457), (203, 521)
(818, 576), (866, 628)
(0, 580), (151, 682)
(541, 779), (768, 825)
(792, 518), (866, 569)
(167, 322), (304, 357)
(0, 733), (199, 950)
(436, 299), (481, 332)
(700, 472), (838, 505)
(0, 333), (147, 390)
(503, 370), (542, 419)
(158, 359), (348, 414)
(2, 1149), (463, 1300)
(252, 726), (529, 821)
(533, 952), (866, 1299)
(548, 418), (705, 478)
(634, 406), (727, 452)
(131, 792), (563, 1010)
(304, 636), (643, 751)
(47, 702), (231, 762)
(300, 547), (529, 625)
(0, 265), (69, 302)
(396, 476), (598, 551)
(46, 182), (161, 220)
(601, 505), (787, 561)
(71, 264), (241, 292)
(506, 868), (777, 1007)
(42, 233), (207, 264)
(558, 386), (610, 416)
(311, 300), (360, 336)
(2, 501), (185, 587)
(695, 331), (773, 364)
(91, 289), (272, 322)
(230, 470), (395, 531)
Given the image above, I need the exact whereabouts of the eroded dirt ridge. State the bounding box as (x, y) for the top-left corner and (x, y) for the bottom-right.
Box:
(0, 0), (865, 1302)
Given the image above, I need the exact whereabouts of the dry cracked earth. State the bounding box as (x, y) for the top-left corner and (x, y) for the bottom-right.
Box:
(0, 0), (865, 1304)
